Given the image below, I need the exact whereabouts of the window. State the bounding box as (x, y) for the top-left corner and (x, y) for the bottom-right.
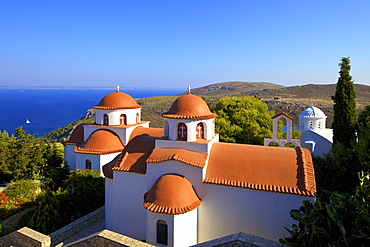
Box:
(120, 114), (127, 125)
(157, 220), (168, 245)
(318, 121), (322, 129)
(136, 113), (140, 123)
(309, 121), (313, 129)
(177, 123), (187, 141)
(103, 114), (109, 125)
(196, 122), (204, 139)
(85, 160), (92, 170)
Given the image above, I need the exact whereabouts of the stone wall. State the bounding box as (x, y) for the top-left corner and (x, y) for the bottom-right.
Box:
(50, 206), (104, 246)
(0, 227), (50, 247)
(193, 232), (285, 247)
(65, 229), (154, 247)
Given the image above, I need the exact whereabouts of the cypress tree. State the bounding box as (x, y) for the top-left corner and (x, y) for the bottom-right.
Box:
(331, 57), (357, 148)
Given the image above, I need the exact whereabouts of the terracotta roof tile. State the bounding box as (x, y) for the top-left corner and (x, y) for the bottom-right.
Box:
(162, 93), (217, 120)
(272, 112), (293, 120)
(93, 91), (142, 110)
(147, 148), (207, 168)
(204, 142), (316, 196)
(74, 129), (124, 155)
(108, 127), (164, 174)
(143, 174), (201, 215)
(63, 123), (85, 145)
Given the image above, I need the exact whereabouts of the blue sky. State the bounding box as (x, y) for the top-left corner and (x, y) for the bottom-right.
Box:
(1, 0), (369, 89)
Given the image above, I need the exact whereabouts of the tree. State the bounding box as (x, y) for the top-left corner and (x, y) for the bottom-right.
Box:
(212, 96), (274, 145)
(29, 189), (62, 234)
(332, 57), (357, 148)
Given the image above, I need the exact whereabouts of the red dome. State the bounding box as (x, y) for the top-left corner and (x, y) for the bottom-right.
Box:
(162, 93), (217, 119)
(143, 174), (201, 215)
(93, 91), (142, 110)
(75, 129), (124, 154)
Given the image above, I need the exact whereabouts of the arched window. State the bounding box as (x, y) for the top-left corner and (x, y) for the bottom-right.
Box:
(177, 123), (187, 141)
(85, 159), (92, 170)
(136, 113), (140, 123)
(309, 121), (313, 129)
(196, 122), (204, 139)
(157, 220), (168, 245)
(120, 114), (127, 125)
(103, 114), (109, 125)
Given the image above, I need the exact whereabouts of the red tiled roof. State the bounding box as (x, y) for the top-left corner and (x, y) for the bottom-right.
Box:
(108, 127), (164, 175)
(147, 148), (207, 168)
(74, 129), (124, 155)
(143, 174), (201, 215)
(204, 142), (316, 196)
(162, 93), (217, 120)
(93, 91), (142, 110)
(63, 123), (85, 145)
(272, 112), (293, 120)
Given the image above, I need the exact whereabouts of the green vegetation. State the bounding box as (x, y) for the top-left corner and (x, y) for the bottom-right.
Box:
(282, 58), (370, 246)
(332, 57), (357, 148)
(28, 169), (104, 234)
(212, 96), (274, 145)
(280, 172), (370, 246)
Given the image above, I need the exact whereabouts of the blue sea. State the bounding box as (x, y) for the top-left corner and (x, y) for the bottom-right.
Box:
(0, 89), (183, 137)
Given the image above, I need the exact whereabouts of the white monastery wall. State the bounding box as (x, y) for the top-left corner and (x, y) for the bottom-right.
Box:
(64, 144), (76, 170)
(301, 130), (333, 157)
(94, 108), (141, 126)
(75, 153), (100, 170)
(173, 209), (197, 247)
(146, 211), (174, 247)
(166, 118), (215, 141)
(107, 171), (148, 241)
(198, 183), (315, 242)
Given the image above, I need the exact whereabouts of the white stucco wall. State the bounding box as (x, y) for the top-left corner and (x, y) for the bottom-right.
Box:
(75, 152), (120, 175)
(165, 118), (215, 141)
(173, 209), (197, 247)
(301, 129), (333, 157)
(198, 183), (315, 242)
(146, 212), (174, 247)
(64, 144), (76, 170)
(95, 108), (141, 126)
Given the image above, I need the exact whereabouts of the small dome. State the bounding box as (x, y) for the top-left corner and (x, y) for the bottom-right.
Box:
(299, 106), (327, 118)
(162, 93), (217, 119)
(75, 129), (124, 154)
(93, 91), (142, 110)
(143, 174), (201, 215)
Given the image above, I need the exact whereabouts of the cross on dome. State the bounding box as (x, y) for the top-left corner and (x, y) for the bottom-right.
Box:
(187, 85), (191, 94)
(116, 85), (120, 92)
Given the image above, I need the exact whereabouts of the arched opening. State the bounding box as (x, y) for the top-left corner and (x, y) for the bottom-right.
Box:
(268, 141), (280, 147)
(164, 120), (169, 137)
(196, 122), (205, 139)
(136, 113), (140, 123)
(120, 114), (127, 125)
(85, 159), (92, 170)
(284, 143), (296, 148)
(156, 220), (168, 245)
(177, 123), (187, 141)
(103, 114), (109, 125)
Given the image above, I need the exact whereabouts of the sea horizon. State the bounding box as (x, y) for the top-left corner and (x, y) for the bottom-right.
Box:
(0, 88), (183, 137)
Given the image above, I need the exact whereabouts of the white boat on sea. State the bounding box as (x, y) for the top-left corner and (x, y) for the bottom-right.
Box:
(26, 119), (30, 124)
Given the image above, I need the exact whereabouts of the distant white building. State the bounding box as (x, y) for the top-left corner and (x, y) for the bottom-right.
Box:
(64, 89), (317, 247)
(299, 106), (333, 157)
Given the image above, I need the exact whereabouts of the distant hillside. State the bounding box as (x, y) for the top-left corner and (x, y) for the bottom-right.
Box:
(46, 81), (370, 142)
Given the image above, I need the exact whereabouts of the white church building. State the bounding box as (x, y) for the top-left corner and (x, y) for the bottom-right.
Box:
(298, 106), (333, 157)
(64, 88), (317, 247)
